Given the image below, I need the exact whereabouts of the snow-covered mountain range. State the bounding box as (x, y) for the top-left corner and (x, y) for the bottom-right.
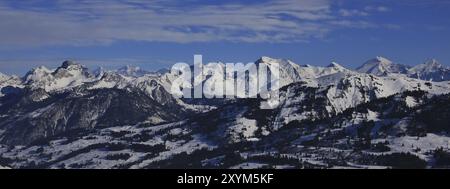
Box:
(356, 56), (450, 81)
(1, 56), (450, 169)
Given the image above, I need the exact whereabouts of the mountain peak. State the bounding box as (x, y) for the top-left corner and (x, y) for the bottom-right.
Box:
(118, 65), (141, 72)
(424, 58), (442, 68)
(55, 60), (90, 77)
(156, 68), (170, 75)
(256, 56), (298, 68)
(256, 56), (282, 64)
(356, 56), (408, 76)
(0, 72), (8, 81)
(407, 59), (450, 81)
(93, 66), (106, 77)
(61, 60), (80, 69)
(27, 66), (52, 76)
(409, 58), (446, 75)
(117, 65), (150, 77)
(327, 62), (345, 69)
(374, 56), (392, 64)
(258, 56), (276, 62)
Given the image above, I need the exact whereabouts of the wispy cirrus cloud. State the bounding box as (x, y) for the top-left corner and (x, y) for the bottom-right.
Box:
(0, 0), (392, 48)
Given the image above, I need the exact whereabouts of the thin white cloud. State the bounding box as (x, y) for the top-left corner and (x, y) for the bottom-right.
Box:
(0, 0), (390, 48)
(339, 9), (369, 17)
(364, 6), (390, 12)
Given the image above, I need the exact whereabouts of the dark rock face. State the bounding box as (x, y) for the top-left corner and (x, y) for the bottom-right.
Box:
(0, 61), (195, 146)
(0, 86), (189, 145)
(61, 60), (77, 69)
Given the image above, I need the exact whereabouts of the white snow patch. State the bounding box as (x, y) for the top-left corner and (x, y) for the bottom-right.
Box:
(405, 96), (418, 108)
(388, 133), (450, 160)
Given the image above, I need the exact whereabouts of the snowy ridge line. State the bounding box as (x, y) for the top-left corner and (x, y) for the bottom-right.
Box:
(1, 56), (449, 97)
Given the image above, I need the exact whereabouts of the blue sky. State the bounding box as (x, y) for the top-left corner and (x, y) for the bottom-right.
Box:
(1, 0), (450, 75)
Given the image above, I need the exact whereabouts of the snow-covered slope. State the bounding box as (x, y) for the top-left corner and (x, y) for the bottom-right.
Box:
(24, 60), (96, 92)
(2, 90), (450, 169)
(407, 59), (450, 81)
(272, 71), (450, 129)
(0, 72), (8, 81)
(255, 56), (304, 87)
(0, 73), (23, 97)
(0, 165), (11, 169)
(356, 56), (410, 76)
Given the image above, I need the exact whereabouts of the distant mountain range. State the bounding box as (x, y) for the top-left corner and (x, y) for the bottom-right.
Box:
(356, 56), (450, 81)
(1, 56), (450, 169)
